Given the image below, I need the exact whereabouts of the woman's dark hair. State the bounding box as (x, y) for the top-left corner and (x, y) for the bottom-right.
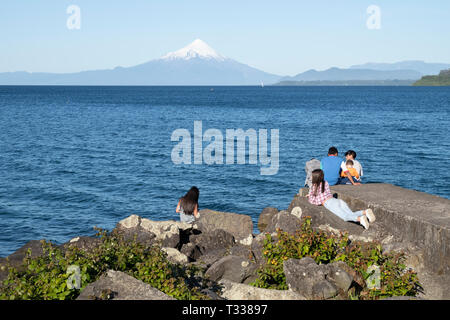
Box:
(179, 186), (199, 215)
(311, 169), (325, 196)
(345, 150), (357, 159)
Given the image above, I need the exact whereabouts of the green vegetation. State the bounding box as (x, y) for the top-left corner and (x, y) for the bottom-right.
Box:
(0, 228), (209, 300)
(250, 217), (422, 300)
(413, 69), (450, 86)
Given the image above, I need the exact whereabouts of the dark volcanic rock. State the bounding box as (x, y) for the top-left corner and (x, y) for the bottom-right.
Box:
(1, 240), (50, 267)
(190, 229), (236, 256)
(258, 207), (279, 233)
(264, 211), (302, 234)
(283, 257), (353, 299)
(205, 255), (257, 283)
(195, 209), (253, 246)
(61, 236), (102, 254)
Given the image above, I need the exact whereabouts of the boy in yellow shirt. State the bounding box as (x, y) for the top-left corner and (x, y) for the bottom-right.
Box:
(340, 159), (360, 183)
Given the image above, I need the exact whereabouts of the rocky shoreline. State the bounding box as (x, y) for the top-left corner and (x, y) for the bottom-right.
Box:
(1, 184), (448, 300)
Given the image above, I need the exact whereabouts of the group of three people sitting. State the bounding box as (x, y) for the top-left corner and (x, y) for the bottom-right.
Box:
(321, 147), (363, 186)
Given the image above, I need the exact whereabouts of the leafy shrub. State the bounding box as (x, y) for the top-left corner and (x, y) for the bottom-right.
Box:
(0, 228), (208, 300)
(250, 217), (422, 299)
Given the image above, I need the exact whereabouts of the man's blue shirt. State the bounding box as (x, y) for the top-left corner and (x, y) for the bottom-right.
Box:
(320, 155), (342, 186)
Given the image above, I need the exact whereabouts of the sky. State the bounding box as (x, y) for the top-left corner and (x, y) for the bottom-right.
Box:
(0, 0), (449, 76)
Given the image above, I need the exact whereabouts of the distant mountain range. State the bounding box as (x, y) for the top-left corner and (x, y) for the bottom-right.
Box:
(0, 39), (449, 85)
(279, 67), (422, 82)
(349, 61), (450, 76)
(277, 61), (450, 86)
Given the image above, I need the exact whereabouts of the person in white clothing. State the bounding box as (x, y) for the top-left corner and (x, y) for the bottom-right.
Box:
(338, 150), (363, 185)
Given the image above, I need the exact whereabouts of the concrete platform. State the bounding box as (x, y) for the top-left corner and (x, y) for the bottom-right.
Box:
(299, 183), (449, 275)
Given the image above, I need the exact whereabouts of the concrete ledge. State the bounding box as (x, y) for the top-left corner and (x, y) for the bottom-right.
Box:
(308, 183), (450, 275)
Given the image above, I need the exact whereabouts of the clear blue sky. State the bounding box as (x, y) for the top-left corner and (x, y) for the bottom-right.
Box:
(1, 0), (449, 76)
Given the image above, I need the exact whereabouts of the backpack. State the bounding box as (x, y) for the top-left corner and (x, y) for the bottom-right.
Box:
(304, 158), (321, 188)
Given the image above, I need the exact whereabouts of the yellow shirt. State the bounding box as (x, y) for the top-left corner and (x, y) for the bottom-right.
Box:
(341, 167), (359, 179)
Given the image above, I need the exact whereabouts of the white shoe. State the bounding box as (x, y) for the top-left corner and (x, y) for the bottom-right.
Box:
(365, 209), (376, 223)
(360, 215), (370, 230)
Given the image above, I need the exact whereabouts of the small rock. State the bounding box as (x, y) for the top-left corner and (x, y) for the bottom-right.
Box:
(290, 206), (303, 220)
(161, 247), (189, 264)
(219, 279), (305, 300)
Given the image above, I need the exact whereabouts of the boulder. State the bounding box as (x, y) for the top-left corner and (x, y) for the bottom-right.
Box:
(180, 243), (203, 262)
(205, 255), (257, 284)
(161, 247), (189, 265)
(189, 229), (236, 257)
(264, 210), (302, 235)
(251, 232), (278, 266)
(1, 240), (50, 269)
(179, 229), (236, 265)
(219, 279), (305, 300)
(113, 215), (193, 248)
(257, 207), (279, 233)
(61, 236), (102, 254)
(229, 245), (255, 261)
(76, 270), (175, 300)
(326, 261), (354, 292)
(194, 209), (253, 246)
(283, 257), (342, 299)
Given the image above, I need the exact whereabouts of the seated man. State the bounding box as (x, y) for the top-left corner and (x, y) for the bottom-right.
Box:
(320, 147), (343, 186)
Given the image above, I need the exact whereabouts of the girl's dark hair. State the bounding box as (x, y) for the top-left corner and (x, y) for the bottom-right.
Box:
(179, 186), (199, 215)
(311, 169), (325, 196)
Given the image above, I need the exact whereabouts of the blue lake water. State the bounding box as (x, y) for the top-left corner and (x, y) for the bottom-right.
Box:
(0, 86), (449, 257)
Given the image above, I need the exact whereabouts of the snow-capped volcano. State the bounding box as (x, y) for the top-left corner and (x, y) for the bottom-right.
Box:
(161, 39), (226, 61)
(0, 39), (282, 85)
